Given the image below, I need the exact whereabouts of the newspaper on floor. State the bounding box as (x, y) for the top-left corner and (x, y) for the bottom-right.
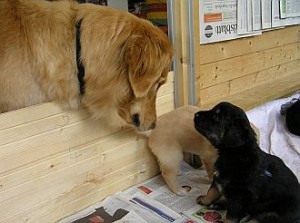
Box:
(60, 162), (227, 223)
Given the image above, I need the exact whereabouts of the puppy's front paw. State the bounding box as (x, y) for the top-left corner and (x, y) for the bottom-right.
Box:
(176, 188), (189, 196)
(208, 202), (226, 210)
(197, 195), (210, 206)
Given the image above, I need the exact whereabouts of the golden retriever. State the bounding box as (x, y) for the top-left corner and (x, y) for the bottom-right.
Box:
(147, 105), (218, 195)
(0, 0), (173, 132)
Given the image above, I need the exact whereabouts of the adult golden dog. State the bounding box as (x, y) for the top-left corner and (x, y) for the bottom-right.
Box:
(0, 0), (173, 132)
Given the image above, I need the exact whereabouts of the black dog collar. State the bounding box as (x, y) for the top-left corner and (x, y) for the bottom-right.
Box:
(76, 19), (85, 95)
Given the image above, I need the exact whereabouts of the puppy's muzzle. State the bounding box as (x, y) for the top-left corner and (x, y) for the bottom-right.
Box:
(194, 112), (202, 125)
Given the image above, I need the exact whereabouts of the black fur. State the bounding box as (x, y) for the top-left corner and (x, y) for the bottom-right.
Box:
(194, 102), (300, 223)
(286, 100), (300, 136)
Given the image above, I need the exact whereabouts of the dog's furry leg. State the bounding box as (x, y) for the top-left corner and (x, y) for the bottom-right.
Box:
(197, 179), (221, 205)
(200, 149), (217, 180)
(158, 151), (186, 195)
(201, 158), (214, 179)
(197, 144), (218, 179)
(161, 165), (186, 195)
(225, 195), (251, 223)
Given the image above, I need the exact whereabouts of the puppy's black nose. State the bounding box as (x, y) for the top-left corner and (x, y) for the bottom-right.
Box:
(194, 112), (202, 124)
(132, 113), (140, 127)
(194, 112), (201, 120)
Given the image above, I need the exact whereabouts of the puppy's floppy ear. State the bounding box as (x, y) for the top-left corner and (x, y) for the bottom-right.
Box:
(121, 35), (154, 98)
(223, 119), (249, 147)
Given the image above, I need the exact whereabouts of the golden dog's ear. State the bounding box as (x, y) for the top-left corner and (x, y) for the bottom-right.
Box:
(121, 35), (156, 98)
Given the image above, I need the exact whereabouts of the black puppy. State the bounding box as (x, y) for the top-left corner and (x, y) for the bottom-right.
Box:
(194, 102), (300, 223)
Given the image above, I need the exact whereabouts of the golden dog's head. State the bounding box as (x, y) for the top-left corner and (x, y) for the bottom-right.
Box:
(80, 10), (173, 132)
(117, 26), (173, 132)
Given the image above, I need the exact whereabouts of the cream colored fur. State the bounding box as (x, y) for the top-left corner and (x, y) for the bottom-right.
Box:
(0, 0), (173, 131)
(147, 105), (218, 195)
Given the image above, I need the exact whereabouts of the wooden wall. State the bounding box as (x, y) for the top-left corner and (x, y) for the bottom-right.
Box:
(174, 0), (300, 110)
(0, 72), (174, 222)
(196, 25), (300, 110)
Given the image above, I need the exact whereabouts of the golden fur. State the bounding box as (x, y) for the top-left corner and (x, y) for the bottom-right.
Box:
(0, 0), (173, 131)
(147, 105), (218, 195)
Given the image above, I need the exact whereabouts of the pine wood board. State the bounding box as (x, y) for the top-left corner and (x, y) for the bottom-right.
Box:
(197, 59), (300, 103)
(199, 25), (300, 65)
(2, 157), (159, 223)
(0, 138), (152, 219)
(197, 71), (300, 110)
(198, 42), (300, 89)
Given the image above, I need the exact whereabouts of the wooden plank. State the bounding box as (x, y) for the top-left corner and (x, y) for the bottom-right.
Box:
(197, 71), (300, 110)
(0, 129), (136, 191)
(156, 93), (174, 115)
(166, 71), (174, 83)
(199, 25), (300, 64)
(2, 157), (159, 223)
(0, 102), (63, 130)
(198, 42), (300, 89)
(0, 117), (124, 174)
(230, 60), (300, 95)
(157, 82), (174, 97)
(197, 59), (300, 101)
(0, 109), (90, 146)
(0, 137), (154, 219)
(43, 159), (158, 223)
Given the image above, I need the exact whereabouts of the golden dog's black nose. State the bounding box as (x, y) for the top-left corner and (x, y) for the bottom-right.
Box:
(150, 122), (156, 129)
(132, 113), (140, 127)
